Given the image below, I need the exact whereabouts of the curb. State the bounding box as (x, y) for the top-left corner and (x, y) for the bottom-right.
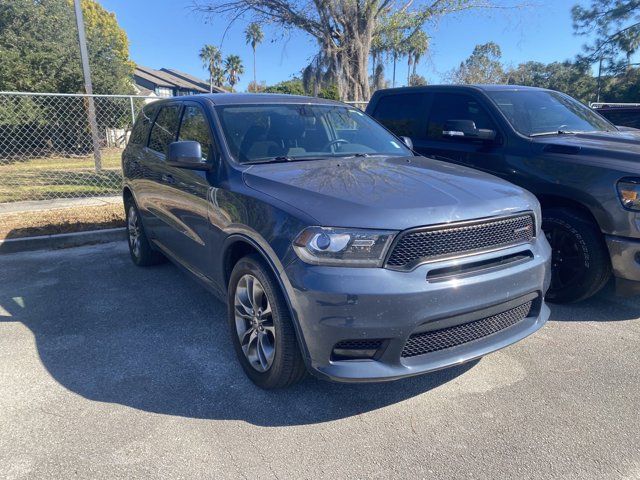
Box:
(0, 227), (126, 254)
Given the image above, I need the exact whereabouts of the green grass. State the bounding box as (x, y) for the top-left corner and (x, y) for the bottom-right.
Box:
(0, 149), (123, 202)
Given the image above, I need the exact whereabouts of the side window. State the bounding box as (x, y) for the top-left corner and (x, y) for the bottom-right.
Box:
(128, 105), (156, 145)
(148, 105), (181, 154)
(426, 93), (496, 139)
(599, 110), (640, 129)
(372, 94), (426, 138)
(178, 105), (214, 161)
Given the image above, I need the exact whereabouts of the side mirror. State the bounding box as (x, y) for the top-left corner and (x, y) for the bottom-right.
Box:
(443, 119), (497, 142)
(167, 141), (210, 170)
(400, 136), (413, 150)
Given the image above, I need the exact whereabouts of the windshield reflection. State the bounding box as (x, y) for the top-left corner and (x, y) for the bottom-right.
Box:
(216, 104), (411, 164)
(487, 90), (614, 136)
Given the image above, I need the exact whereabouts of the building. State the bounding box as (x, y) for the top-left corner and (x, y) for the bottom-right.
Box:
(133, 65), (226, 97)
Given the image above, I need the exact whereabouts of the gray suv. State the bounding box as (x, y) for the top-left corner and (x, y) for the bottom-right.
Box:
(122, 93), (551, 389)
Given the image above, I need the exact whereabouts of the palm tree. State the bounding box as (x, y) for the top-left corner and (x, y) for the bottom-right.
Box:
(370, 34), (384, 78)
(383, 29), (404, 88)
(244, 22), (264, 89)
(199, 44), (223, 92)
(224, 55), (245, 91)
(406, 30), (429, 85)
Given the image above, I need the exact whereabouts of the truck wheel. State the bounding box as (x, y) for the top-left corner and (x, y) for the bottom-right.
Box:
(542, 208), (611, 303)
(228, 254), (306, 389)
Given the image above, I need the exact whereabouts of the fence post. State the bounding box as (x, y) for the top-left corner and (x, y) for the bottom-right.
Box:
(84, 96), (102, 172)
(73, 0), (102, 172)
(129, 96), (136, 123)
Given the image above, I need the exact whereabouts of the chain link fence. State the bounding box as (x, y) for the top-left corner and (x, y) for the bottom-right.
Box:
(0, 93), (369, 205)
(0, 92), (158, 204)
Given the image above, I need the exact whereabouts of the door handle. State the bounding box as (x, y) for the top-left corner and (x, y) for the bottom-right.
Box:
(161, 174), (175, 184)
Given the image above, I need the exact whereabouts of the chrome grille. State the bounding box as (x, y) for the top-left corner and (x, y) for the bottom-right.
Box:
(386, 214), (535, 269)
(401, 300), (534, 358)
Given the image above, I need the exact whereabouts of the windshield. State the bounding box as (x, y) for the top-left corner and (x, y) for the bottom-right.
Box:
(486, 90), (615, 137)
(216, 103), (412, 163)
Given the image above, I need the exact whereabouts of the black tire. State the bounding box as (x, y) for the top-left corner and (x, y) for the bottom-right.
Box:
(124, 199), (166, 267)
(228, 254), (306, 389)
(542, 207), (611, 303)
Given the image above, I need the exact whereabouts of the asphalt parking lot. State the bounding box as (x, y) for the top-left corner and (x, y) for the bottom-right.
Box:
(1, 242), (640, 479)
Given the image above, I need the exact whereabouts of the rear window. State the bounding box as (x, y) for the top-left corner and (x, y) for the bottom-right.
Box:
(128, 105), (157, 145)
(372, 94), (426, 138)
(148, 105), (181, 154)
(596, 109), (640, 129)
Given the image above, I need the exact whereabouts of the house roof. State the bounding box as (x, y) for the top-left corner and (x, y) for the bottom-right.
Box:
(133, 67), (174, 88)
(133, 65), (225, 94)
(159, 68), (225, 93)
(141, 93), (347, 109)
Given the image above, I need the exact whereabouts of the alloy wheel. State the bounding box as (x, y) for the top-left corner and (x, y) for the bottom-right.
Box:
(234, 274), (276, 372)
(545, 226), (586, 292)
(127, 205), (142, 259)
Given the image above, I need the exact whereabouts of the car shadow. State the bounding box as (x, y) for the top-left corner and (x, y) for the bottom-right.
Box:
(548, 281), (640, 322)
(0, 242), (475, 427)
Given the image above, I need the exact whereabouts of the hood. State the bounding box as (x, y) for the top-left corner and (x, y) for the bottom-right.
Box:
(531, 130), (640, 170)
(243, 156), (537, 230)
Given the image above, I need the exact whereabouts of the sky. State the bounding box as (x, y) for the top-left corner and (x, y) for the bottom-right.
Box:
(99, 0), (591, 94)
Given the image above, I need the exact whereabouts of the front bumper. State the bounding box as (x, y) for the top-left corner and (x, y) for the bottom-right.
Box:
(605, 235), (640, 295)
(283, 238), (551, 382)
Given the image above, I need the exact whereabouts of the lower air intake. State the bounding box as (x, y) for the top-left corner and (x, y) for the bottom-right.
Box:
(332, 339), (384, 360)
(401, 300), (534, 358)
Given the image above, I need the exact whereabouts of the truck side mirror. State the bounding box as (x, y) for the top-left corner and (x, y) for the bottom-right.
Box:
(400, 136), (413, 150)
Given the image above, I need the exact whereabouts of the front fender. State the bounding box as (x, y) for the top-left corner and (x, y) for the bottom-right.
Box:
(220, 232), (314, 367)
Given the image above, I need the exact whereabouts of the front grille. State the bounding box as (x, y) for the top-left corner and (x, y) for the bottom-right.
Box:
(401, 300), (534, 358)
(386, 214), (535, 269)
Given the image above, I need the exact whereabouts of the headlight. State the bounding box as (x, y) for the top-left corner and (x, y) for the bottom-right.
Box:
(293, 227), (397, 267)
(617, 178), (640, 211)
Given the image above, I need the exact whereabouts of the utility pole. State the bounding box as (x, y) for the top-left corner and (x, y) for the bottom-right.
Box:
(73, 0), (102, 171)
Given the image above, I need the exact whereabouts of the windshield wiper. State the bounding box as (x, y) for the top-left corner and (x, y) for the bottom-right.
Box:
(243, 157), (291, 165)
(244, 156), (327, 165)
(529, 130), (581, 137)
(332, 152), (371, 158)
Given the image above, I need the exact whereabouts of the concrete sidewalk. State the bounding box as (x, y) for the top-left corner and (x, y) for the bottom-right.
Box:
(0, 195), (122, 215)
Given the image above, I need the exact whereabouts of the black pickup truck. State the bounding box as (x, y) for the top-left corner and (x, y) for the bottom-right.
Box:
(367, 85), (640, 302)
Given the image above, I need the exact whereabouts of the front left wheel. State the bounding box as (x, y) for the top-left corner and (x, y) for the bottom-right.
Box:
(125, 201), (166, 267)
(228, 254), (306, 389)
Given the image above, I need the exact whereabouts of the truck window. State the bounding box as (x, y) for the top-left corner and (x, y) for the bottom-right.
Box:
(427, 93), (496, 139)
(372, 94), (426, 138)
(594, 108), (640, 129)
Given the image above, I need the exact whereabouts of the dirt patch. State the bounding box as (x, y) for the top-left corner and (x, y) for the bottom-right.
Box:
(0, 203), (125, 240)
